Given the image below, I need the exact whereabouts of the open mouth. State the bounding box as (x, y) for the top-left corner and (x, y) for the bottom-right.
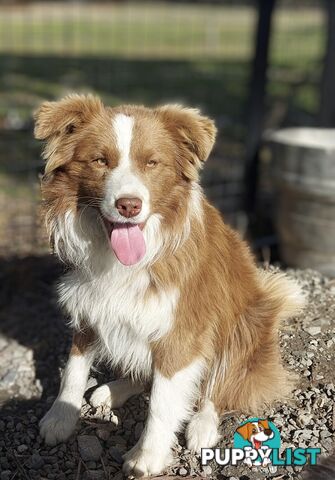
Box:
(253, 439), (262, 449)
(103, 218), (146, 266)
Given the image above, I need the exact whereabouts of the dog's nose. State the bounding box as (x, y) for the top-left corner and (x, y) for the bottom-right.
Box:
(115, 197), (142, 218)
(264, 429), (272, 436)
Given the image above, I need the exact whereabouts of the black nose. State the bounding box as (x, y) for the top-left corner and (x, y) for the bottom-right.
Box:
(115, 197), (142, 218)
(264, 429), (272, 436)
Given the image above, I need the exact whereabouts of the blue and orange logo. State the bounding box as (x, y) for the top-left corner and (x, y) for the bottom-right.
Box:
(202, 417), (320, 469)
(234, 418), (280, 467)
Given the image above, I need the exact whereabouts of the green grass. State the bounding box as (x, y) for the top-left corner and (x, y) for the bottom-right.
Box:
(0, 2), (327, 254)
(0, 3), (326, 148)
(0, 3), (324, 63)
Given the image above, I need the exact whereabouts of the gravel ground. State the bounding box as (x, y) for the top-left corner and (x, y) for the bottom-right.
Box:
(0, 256), (334, 480)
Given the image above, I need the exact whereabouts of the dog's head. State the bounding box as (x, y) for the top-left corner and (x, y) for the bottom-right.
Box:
(34, 94), (216, 266)
(236, 420), (274, 449)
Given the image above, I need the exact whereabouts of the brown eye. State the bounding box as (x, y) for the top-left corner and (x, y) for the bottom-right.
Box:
(146, 159), (158, 168)
(94, 158), (108, 167)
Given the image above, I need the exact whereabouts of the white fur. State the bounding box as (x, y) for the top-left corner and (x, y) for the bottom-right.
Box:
(101, 113), (150, 224)
(204, 354), (228, 399)
(186, 399), (221, 452)
(57, 211), (179, 380)
(90, 378), (144, 409)
(113, 113), (133, 168)
(123, 360), (204, 477)
(189, 182), (204, 222)
(39, 350), (94, 445)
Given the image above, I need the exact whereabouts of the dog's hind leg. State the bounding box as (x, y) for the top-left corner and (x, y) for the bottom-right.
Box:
(186, 398), (221, 452)
(90, 379), (144, 409)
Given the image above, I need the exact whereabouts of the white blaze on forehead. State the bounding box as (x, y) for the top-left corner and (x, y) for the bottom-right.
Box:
(101, 112), (150, 223)
(113, 113), (134, 167)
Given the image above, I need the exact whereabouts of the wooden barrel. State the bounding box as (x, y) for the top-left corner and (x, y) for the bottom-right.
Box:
(269, 128), (335, 277)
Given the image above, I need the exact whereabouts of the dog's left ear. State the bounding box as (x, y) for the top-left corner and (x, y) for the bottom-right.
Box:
(157, 104), (217, 181)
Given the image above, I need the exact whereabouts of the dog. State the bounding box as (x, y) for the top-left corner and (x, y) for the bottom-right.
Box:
(34, 94), (304, 478)
(236, 419), (274, 467)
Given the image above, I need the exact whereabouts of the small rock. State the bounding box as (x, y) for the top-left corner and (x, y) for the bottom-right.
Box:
(109, 446), (123, 464)
(179, 467), (188, 476)
(17, 444), (28, 453)
(83, 471), (105, 480)
(77, 435), (103, 462)
(1, 471), (12, 480)
(304, 326), (321, 336)
(202, 465), (212, 476)
(112, 472), (124, 480)
(31, 453), (44, 469)
(96, 428), (111, 442)
(109, 435), (127, 445)
(297, 414), (313, 427)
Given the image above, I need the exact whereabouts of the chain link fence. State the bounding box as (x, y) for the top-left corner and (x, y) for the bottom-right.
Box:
(0, 0), (326, 257)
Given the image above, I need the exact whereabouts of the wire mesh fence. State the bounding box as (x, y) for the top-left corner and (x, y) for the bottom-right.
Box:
(0, 0), (327, 257)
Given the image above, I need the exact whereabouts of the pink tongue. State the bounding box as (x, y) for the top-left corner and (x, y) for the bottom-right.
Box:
(111, 223), (146, 266)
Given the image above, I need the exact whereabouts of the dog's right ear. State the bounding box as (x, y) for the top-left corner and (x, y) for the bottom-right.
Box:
(236, 423), (251, 441)
(34, 93), (103, 140)
(34, 94), (104, 174)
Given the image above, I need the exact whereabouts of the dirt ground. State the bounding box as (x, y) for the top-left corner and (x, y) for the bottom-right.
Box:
(0, 256), (334, 480)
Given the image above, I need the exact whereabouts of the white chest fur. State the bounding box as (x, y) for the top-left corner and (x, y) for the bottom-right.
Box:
(58, 263), (179, 380)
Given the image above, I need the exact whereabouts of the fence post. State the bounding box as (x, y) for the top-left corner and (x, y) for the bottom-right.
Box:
(319, 0), (335, 127)
(244, 0), (276, 217)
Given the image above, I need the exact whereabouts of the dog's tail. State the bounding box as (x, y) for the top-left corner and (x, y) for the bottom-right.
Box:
(210, 270), (306, 414)
(257, 269), (306, 324)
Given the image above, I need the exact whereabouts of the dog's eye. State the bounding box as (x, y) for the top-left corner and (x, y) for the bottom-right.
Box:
(93, 158), (108, 167)
(146, 159), (158, 168)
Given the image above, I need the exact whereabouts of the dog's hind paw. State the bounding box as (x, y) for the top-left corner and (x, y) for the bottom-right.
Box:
(90, 379), (143, 409)
(186, 400), (221, 453)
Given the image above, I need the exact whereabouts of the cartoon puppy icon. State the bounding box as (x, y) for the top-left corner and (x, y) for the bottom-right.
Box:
(236, 419), (274, 467)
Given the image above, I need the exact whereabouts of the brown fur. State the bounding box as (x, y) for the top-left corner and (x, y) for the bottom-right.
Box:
(71, 328), (96, 356)
(35, 94), (304, 416)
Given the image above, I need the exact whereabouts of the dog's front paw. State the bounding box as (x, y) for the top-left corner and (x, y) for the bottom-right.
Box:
(122, 442), (171, 478)
(39, 400), (79, 446)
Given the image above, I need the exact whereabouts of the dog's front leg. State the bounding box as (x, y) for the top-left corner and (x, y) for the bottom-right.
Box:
(39, 328), (95, 446)
(123, 360), (203, 478)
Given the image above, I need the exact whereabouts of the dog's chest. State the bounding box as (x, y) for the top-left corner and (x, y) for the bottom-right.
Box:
(59, 266), (179, 378)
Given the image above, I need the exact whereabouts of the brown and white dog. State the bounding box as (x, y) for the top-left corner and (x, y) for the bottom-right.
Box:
(34, 94), (304, 478)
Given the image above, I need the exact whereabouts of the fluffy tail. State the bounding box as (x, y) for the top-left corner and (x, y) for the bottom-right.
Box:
(210, 269), (306, 414)
(257, 269), (306, 322)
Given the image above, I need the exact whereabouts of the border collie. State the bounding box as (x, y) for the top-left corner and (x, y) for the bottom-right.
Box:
(34, 94), (304, 477)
